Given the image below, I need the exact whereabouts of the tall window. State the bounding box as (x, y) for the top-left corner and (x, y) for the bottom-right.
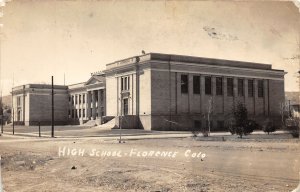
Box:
(72, 96), (74, 104)
(248, 80), (254, 97)
(216, 77), (223, 95)
(123, 98), (128, 115)
(83, 94), (85, 104)
(181, 74), (188, 94)
(79, 95), (82, 104)
(227, 78), (233, 96)
(121, 76), (130, 91)
(17, 96), (21, 107)
(238, 79), (244, 96)
(193, 75), (200, 94)
(75, 95), (78, 104)
(258, 80), (264, 97)
(79, 109), (81, 118)
(205, 76), (212, 95)
(83, 109), (85, 118)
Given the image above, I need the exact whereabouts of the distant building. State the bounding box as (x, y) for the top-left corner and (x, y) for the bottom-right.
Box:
(11, 53), (286, 130)
(285, 92), (300, 105)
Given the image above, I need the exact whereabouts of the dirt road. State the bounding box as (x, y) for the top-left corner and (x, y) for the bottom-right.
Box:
(0, 134), (299, 192)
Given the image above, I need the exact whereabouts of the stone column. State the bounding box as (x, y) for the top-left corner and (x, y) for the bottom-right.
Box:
(80, 93), (84, 123)
(264, 79), (269, 116)
(86, 92), (90, 120)
(223, 77), (227, 114)
(92, 90), (96, 120)
(233, 77), (238, 106)
(254, 79), (258, 116)
(200, 75), (205, 128)
(98, 90), (101, 117)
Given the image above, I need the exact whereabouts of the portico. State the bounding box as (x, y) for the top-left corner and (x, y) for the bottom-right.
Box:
(68, 73), (106, 125)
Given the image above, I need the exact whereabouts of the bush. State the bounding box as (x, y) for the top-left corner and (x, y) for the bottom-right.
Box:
(285, 118), (299, 138)
(244, 120), (258, 134)
(262, 119), (276, 135)
(190, 126), (201, 137)
(225, 117), (235, 135)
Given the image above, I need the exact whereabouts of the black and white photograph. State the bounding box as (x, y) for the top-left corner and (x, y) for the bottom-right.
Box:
(0, 0), (300, 191)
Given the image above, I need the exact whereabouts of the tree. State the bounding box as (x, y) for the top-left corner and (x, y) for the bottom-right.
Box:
(279, 101), (289, 126)
(206, 96), (214, 136)
(231, 102), (254, 138)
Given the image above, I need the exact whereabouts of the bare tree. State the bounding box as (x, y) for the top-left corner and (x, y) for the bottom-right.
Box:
(279, 101), (289, 126)
(207, 96), (214, 136)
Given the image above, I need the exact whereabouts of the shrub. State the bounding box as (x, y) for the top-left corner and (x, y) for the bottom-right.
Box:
(231, 102), (254, 138)
(225, 117), (235, 135)
(262, 119), (276, 135)
(190, 126), (201, 137)
(285, 118), (299, 138)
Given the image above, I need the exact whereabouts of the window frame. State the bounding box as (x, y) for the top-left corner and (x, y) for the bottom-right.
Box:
(216, 77), (223, 96)
(181, 74), (189, 94)
(238, 79), (244, 97)
(227, 78), (234, 96)
(193, 75), (200, 94)
(205, 76), (212, 95)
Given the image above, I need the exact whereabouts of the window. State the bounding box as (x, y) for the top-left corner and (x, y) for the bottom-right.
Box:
(79, 95), (82, 104)
(95, 91), (99, 102)
(205, 76), (212, 95)
(258, 80), (264, 97)
(227, 78), (234, 96)
(216, 77), (223, 95)
(121, 76), (130, 91)
(193, 76), (200, 94)
(75, 95), (78, 104)
(72, 96), (74, 104)
(79, 109), (81, 118)
(238, 79), (244, 96)
(83, 94), (85, 104)
(69, 96), (71, 102)
(83, 109), (85, 118)
(181, 74), (188, 94)
(123, 98), (128, 115)
(17, 96), (21, 107)
(71, 109), (74, 118)
(248, 80), (254, 97)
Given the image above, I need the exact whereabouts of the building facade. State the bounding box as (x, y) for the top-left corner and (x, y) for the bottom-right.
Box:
(11, 53), (286, 130)
(104, 53), (285, 131)
(12, 84), (69, 125)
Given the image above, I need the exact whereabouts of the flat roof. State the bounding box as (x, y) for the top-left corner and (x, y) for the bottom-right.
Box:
(13, 84), (68, 91)
(106, 52), (283, 71)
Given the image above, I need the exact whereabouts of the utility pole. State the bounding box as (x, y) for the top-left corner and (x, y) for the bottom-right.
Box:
(0, 156), (3, 192)
(119, 94), (122, 143)
(51, 76), (54, 138)
(12, 86), (14, 135)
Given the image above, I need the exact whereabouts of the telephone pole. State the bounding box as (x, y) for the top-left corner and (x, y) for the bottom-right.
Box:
(51, 76), (54, 138)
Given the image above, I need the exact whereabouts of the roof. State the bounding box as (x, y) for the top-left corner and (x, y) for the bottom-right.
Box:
(105, 52), (283, 71)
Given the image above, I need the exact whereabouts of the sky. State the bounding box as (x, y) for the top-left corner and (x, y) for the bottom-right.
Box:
(0, 0), (299, 95)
